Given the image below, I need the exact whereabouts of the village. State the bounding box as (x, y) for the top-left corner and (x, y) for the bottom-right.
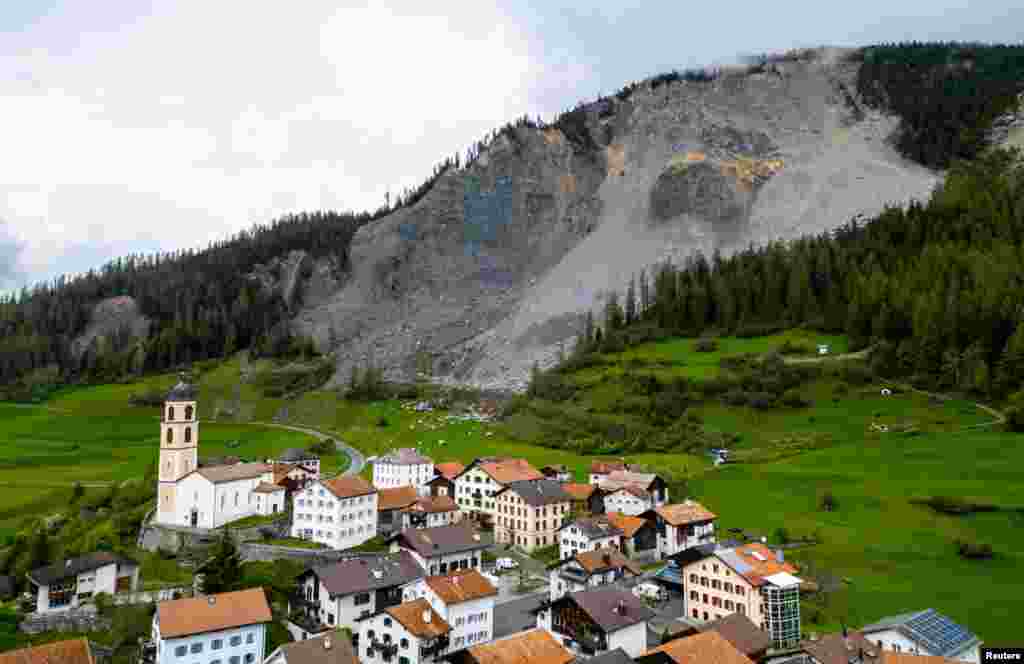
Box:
(1, 380), (984, 664)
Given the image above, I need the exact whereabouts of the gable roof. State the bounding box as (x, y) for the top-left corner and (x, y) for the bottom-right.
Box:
(697, 613), (771, 657)
(274, 631), (359, 664)
(435, 462), (466, 480)
(401, 495), (459, 514)
(606, 485), (652, 499)
(564, 587), (655, 633)
(604, 512), (648, 538)
(386, 598), (451, 639)
(0, 638), (95, 664)
(273, 463), (313, 484)
(29, 552), (136, 587)
(310, 551), (424, 597)
(474, 458), (544, 484)
(253, 482), (285, 494)
(377, 486), (420, 511)
(801, 631), (880, 664)
(712, 543), (799, 587)
(466, 629), (574, 664)
(196, 462), (271, 484)
(378, 448), (434, 466)
(322, 475), (376, 500)
(860, 609), (980, 658)
(571, 549), (641, 576)
(497, 480), (571, 506)
(157, 587), (272, 638)
(424, 569), (498, 605)
(655, 501), (717, 526)
(605, 470), (659, 488)
(559, 516), (622, 539)
(561, 483), (597, 501)
(644, 630), (755, 664)
(396, 523), (488, 558)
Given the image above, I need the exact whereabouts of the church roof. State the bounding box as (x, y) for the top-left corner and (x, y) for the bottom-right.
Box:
(166, 376), (197, 401)
(195, 462), (271, 484)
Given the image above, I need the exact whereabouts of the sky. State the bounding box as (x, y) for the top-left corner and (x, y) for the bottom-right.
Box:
(1, 0), (1022, 292)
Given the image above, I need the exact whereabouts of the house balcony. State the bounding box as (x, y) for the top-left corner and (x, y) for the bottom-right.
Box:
(369, 639), (399, 660)
(558, 568), (590, 585)
(420, 635), (451, 659)
(552, 624), (605, 655)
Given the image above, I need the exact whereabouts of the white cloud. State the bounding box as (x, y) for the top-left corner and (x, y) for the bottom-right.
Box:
(0, 0), (583, 287)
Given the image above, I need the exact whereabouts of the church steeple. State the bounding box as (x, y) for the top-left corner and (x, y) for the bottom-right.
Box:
(157, 373), (199, 521)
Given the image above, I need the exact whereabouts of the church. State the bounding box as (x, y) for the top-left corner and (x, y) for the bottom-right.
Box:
(156, 377), (285, 529)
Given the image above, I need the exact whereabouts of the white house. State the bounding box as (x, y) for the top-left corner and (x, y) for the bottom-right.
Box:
(357, 599), (451, 664)
(390, 524), (489, 577)
(399, 496), (461, 531)
(646, 501), (717, 559)
(156, 377), (284, 528)
(453, 458), (543, 525)
(859, 609), (982, 664)
(289, 551), (424, 638)
(372, 449), (435, 490)
(27, 552), (139, 614)
(602, 487), (656, 517)
(264, 630), (358, 664)
(589, 460), (632, 486)
(598, 472), (668, 516)
(277, 448), (322, 479)
(401, 569), (497, 655)
(548, 550), (641, 602)
(292, 476), (379, 550)
(153, 588), (271, 664)
(558, 516), (623, 561)
(536, 587), (654, 659)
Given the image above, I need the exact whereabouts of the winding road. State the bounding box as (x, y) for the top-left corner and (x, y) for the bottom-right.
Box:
(253, 421), (366, 476)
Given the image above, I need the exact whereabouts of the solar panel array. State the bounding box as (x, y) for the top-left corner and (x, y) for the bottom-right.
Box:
(904, 609), (976, 656)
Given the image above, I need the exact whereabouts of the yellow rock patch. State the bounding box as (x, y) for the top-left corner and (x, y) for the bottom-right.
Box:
(560, 174), (577, 194)
(607, 144), (626, 176)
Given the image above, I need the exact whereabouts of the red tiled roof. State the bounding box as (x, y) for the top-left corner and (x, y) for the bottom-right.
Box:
(604, 512), (646, 538)
(377, 486), (419, 511)
(655, 501), (717, 526)
(157, 588), (272, 638)
(323, 476), (375, 500)
(386, 599), (451, 639)
(561, 483), (596, 500)
(435, 462), (466, 480)
(645, 630), (755, 664)
(0, 638), (94, 664)
(424, 569), (498, 604)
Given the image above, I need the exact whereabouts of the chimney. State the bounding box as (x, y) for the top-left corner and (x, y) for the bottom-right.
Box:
(615, 600), (626, 616)
(423, 609), (432, 623)
(324, 638), (332, 651)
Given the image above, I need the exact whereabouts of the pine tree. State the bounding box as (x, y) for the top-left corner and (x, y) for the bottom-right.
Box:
(199, 527), (242, 595)
(605, 292), (624, 332)
(639, 269), (650, 318)
(625, 276), (637, 326)
(996, 323), (1024, 395)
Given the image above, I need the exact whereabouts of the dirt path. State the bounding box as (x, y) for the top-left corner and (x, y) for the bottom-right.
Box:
(252, 421), (365, 476)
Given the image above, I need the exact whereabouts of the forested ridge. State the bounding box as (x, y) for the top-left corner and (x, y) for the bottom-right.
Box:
(573, 147), (1024, 419)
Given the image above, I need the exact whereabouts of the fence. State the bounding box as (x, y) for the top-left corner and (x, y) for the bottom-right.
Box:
(110, 585), (193, 606)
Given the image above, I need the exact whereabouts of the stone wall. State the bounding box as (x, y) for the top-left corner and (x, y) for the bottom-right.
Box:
(19, 607), (110, 635)
(239, 543), (384, 564)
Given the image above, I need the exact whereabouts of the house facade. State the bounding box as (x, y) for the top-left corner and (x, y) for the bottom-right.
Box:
(372, 449), (435, 490)
(277, 448), (322, 479)
(153, 588), (271, 664)
(494, 480), (572, 552)
(401, 569), (497, 655)
(558, 516), (623, 561)
(599, 472), (668, 516)
(859, 609), (981, 664)
(429, 463), (465, 499)
(561, 483), (605, 515)
(390, 524), (489, 577)
(290, 551), (424, 637)
(399, 496), (460, 531)
(378, 487), (420, 536)
(357, 599), (451, 664)
(604, 512), (658, 559)
(589, 460), (633, 486)
(28, 553), (139, 614)
(548, 549), (641, 601)
(678, 543), (802, 649)
(453, 458), (543, 525)
(292, 476), (379, 549)
(536, 587), (654, 659)
(647, 501), (717, 559)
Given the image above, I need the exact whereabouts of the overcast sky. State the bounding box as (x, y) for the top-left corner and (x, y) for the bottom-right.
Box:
(1, 0), (1022, 292)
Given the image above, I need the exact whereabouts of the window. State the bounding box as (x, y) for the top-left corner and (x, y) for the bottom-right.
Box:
(190, 644), (203, 654)
(167, 428), (174, 444)
(384, 618), (392, 627)
(366, 649), (374, 658)
(229, 658), (240, 664)
(212, 660), (222, 664)
(399, 658), (410, 664)
(400, 639), (409, 649)
(175, 647), (187, 657)
(230, 636), (242, 647)
(368, 630), (375, 640)
(246, 633), (254, 644)
(211, 640), (223, 650)
(167, 406), (175, 420)
(244, 656), (254, 664)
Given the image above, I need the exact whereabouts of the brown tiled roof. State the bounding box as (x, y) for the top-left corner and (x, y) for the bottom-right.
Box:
(605, 470), (658, 486)
(273, 463), (313, 484)
(561, 483), (596, 500)
(573, 549), (641, 576)
(697, 614), (771, 657)
(386, 598), (451, 639)
(604, 512), (646, 538)
(424, 569), (498, 604)
(435, 462), (466, 480)
(479, 459), (544, 484)
(0, 638), (94, 664)
(565, 587), (655, 632)
(645, 630), (755, 664)
(323, 475), (375, 500)
(655, 501), (717, 526)
(379, 448), (434, 466)
(377, 486), (419, 511)
(157, 587), (272, 638)
(397, 523), (488, 558)
(401, 495), (459, 514)
(467, 629), (574, 664)
(605, 484), (651, 499)
(718, 543), (798, 586)
(591, 459), (628, 474)
(802, 631), (880, 664)
(253, 482), (284, 494)
(880, 654), (955, 664)
(29, 552), (136, 586)
(196, 462), (271, 483)
(275, 631), (359, 664)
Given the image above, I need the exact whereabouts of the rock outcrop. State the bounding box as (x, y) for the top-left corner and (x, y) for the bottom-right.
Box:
(70, 295), (151, 361)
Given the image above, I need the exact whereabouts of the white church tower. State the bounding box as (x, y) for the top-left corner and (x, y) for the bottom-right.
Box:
(156, 375), (199, 525)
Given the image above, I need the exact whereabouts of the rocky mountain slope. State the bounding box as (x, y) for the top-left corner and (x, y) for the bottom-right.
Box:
(291, 48), (943, 392)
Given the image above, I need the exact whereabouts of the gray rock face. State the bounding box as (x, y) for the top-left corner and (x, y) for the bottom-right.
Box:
(287, 49), (941, 392)
(70, 295), (151, 360)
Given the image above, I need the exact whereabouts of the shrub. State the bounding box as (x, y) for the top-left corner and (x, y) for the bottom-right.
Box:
(778, 340), (814, 355)
(955, 538), (994, 559)
(1006, 391), (1024, 432)
(820, 490), (838, 512)
(781, 389), (810, 408)
(694, 338), (719, 353)
(837, 365), (874, 385)
(748, 392), (777, 410)
(734, 322), (786, 338)
(308, 439), (335, 456)
(377, 416), (389, 428)
(722, 390), (749, 406)
(773, 527), (790, 544)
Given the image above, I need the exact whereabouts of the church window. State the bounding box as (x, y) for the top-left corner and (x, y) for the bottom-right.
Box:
(185, 405), (194, 420)
(167, 407), (175, 421)
(185, 427), (192, 443)
(166, 428), (173, 444)
(234, 492), (239, 506)
(221, 495), (225, 509)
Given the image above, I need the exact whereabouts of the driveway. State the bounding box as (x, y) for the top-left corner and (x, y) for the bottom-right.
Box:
(492, 592), (547, 639)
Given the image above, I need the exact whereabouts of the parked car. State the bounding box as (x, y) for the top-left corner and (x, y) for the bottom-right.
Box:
(495, 557), (519, 571)
(633, 582), (667, 602)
